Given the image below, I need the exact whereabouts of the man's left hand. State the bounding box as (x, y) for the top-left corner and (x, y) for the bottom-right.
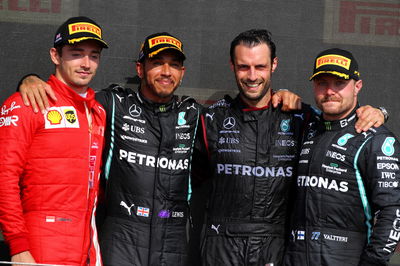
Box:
(355, 105), (385, 133)
(272, 90), (302, 111)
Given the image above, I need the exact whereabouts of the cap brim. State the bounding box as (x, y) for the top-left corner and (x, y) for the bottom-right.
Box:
(67, 37), (108, 48)
(309, 71), (350, 81)
(148, 46), (185, 60)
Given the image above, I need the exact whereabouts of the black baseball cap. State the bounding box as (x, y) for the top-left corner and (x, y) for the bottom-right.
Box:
(54, 16), (108, 48)
(138, 32), (185, 62)
(310, 48), (360, 81)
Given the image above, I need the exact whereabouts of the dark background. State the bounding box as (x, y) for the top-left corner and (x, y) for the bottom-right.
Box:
(1, 0), (399, 137)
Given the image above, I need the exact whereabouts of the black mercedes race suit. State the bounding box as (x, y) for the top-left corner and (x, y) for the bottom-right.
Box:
(96, 85), (201, 266)
(284, 108), (400, 266)
(192, 95), (317, 266)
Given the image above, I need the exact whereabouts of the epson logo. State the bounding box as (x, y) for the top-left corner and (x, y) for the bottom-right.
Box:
(217, 164), (292, 178)
(297, 176), (348, 192)
(119, 149), (189, 170)
(384, 209), (400, 254)
(378, 163), (399, 170)
(326, 150), (345, 161)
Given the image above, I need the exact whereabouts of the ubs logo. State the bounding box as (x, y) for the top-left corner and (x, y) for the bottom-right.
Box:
(223, 117), (236, 129)
(129, 104), (142, 117)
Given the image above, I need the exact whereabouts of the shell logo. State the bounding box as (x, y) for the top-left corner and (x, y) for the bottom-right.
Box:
(47, 110), (63, 125)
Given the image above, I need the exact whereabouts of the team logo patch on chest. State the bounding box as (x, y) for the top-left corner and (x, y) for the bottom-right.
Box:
(44, 106), (80, 129)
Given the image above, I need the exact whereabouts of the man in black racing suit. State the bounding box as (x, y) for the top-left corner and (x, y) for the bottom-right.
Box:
(193, 95), (314, 266)
(284, 48), (400, 266)
(191, 31), (387, 266)
(95, 33), (202, 265)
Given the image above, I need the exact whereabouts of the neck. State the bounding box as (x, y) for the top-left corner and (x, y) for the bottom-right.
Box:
(54, 73), (88, 94)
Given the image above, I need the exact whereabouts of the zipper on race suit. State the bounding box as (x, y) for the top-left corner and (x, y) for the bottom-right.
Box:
(84, 102), (99, 265)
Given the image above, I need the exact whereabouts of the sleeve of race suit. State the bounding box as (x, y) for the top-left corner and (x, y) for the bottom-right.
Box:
(191, 112), (212, 188)
(357, 130), (400, 266)
(0, 93), (38, 256)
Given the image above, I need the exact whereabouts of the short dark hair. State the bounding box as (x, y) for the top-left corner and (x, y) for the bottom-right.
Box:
(56, 46), (63, 57)
(229, 29), (276, 62)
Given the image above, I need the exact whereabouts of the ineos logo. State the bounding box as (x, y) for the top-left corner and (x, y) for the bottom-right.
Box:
(223, 117), (236, 129)
(129, 104), (142, 117)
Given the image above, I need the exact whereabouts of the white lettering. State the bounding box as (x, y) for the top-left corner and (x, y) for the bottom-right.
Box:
(216, 164), (293, 178)
(0, 116), (19, 127)
(326, 150), (345, 161)
(119, 149), (189, 170)
(378, 163), (399, 170)
(384, 209), (400, 253)
(297, 176), (348, 192)
(381, 172), (396, 179)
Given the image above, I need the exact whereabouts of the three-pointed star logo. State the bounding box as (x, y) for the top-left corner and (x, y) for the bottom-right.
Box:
(129, 104), (142, 117)
(223, 117), (236, 129)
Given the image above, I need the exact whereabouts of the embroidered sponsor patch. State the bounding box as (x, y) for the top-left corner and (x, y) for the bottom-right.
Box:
(68, 22), (102, 38)
(137, 206), (150, 217)
(44, 106), (80, 129)
(148, 35), (182, 49)
(316, 54), (351, 70)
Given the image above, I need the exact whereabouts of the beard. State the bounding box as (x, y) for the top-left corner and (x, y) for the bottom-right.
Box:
(237, 78), (271, 103)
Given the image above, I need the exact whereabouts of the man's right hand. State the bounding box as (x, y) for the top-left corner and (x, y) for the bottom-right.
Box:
(19, 75), (57, 113)
(11, 251), (36, 266)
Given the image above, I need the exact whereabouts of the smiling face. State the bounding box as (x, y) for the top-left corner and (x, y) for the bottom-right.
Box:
(231, 43), (278, 108)
(136, 50), (185, 103)
(50, 40), (102, 94)
(313, 74), (362, 121)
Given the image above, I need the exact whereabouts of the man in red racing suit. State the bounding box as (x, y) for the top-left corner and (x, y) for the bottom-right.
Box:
(0, 16), (107, 265)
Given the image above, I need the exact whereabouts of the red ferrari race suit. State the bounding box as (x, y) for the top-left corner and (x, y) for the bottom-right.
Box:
(0, 75), (106, 265)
